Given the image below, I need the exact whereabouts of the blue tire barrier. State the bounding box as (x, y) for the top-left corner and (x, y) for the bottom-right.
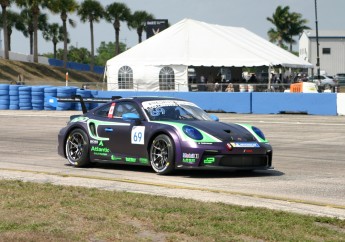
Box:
(19, 106), (32, 110)
(9, 90), (20, 96)
(0, 85), (10, 109)
(0, 90), (9, 95)
(56, 87), (77, 110)
(0, 99), (10, 105)
(0, 105), (9, 110)
(44, 87), (58, 110)
(10, 96), (19, 101)
(9, 105), (19, 110)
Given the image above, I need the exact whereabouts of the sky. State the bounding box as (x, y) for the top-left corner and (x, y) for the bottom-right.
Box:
(1, 0), (345, 55)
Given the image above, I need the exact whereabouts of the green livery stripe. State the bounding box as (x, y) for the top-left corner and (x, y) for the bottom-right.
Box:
(236, 123), (268, 143)
(152, 121), (221, 143)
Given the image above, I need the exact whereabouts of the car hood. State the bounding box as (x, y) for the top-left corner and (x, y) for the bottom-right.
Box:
(156, 120), (258, 142)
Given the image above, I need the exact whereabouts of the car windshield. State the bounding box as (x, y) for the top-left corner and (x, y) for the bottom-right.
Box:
(142, 100), (213, 121)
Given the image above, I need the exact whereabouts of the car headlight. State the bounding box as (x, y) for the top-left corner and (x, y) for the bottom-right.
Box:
(252, 126), (266, 140)
(182, 125), (203, 140)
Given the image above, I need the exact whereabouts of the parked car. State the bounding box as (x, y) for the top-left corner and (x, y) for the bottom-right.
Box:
(334, 73), (345, 86)
(308, 75), (337, 89)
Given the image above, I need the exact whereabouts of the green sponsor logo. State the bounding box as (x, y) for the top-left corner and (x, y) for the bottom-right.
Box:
(91, 146), (110, 153)
(203, 157), (215, 164)
(111, 155), (122, 161)
(125, 157), (137, 163)
(183, 158), (196, 163)
(139, 158), (149, 164)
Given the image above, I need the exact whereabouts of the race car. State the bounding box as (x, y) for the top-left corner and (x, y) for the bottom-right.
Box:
(57, 96), (273, 175)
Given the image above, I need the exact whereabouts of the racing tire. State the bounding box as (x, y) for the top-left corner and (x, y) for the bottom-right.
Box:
(65, 128), (90, 167)
(150, 134), (175, 175)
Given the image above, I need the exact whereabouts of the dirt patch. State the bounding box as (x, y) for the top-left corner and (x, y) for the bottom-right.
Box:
(0, 58), (103, 87)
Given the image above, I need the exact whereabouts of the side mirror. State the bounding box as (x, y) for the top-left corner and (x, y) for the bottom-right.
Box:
(122, 113), (141, 124)
(209, 114), (219, 122)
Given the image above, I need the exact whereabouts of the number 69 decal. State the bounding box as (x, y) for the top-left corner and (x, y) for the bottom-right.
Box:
(131, 126), (145, 145)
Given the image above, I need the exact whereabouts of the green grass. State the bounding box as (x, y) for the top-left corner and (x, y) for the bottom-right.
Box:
(0, 180), (344, 241)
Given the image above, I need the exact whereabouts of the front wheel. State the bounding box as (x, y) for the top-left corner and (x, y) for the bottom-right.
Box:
(65, 128), (90, 167)
(150, 134), (175, 175)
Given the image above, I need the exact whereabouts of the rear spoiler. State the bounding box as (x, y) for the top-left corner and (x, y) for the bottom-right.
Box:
(48, 95), (122, 114)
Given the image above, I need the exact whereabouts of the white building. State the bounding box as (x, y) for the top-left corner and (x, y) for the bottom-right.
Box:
(299, 30), (345, 76)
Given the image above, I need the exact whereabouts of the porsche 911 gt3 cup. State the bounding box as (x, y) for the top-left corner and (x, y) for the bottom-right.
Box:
(57, 96), (273, 175)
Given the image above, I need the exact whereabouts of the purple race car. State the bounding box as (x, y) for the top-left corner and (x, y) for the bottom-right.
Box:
(57, 96), (273, 175)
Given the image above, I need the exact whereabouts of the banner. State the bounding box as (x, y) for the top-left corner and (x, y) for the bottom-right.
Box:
(146, 20), (169, 39)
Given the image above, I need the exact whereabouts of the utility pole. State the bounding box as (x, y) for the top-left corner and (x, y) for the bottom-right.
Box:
(314, 0), (320, 80)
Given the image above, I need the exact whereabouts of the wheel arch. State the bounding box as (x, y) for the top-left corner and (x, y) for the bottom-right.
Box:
(63, 124), (90, 158)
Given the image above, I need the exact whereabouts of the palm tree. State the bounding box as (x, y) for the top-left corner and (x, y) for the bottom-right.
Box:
(18, 8), (48, 55)
(0, 0), (15, 59)
(46, 0), (78, 68)
(16, 0), (47, 63)
(42, 23), (65, 58)
(266, 5), (290, 48)
(105, 2), (131, 55)
(77, 0), (104, 71)
(129, 10), (154, 44)
(0, 10), (21, 51)
(286, 12), (310, 52)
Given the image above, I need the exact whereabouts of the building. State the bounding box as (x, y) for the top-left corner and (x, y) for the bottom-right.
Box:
(299, 30), (345, 76)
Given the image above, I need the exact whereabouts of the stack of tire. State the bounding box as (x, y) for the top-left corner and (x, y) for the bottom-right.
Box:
(0, 84), (10, 110)
(19, 86), (32, 110)
(44, 87), (57, 110)
(75, 88), (91, 111)
(56, 87), (77, 111)
(9, 85), (20, 110)
(90, 90), (99, 110)
(31, 86), (45, 110)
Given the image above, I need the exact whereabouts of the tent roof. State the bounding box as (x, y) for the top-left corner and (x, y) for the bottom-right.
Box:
(107, 19), (313, 68)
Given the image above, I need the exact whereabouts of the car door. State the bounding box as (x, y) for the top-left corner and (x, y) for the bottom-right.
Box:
(96, 101), (149, 162)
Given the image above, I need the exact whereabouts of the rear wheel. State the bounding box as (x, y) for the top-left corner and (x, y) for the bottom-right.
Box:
(65, 128), (90, 167)
(150, 134), (175, 175)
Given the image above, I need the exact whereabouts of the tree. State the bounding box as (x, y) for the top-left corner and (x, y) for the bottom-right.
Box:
(0, 10), (22, 51)
(286, 12), (310, 52)
(16, 0), (47, 63)
(95, 41), (126, 66)
(78, 0), (104, 71)
(129, 10), (154, 44)
(42, 23), (65, 58)
(105, 2), (130, 56)
(0, 0), (14, 59)
(267, 5), (310, 52)
(18, 8), (48, 55)
(68, 45), (90, 64)
(266, 5), (290, 48)
(46, 0), (79, 68)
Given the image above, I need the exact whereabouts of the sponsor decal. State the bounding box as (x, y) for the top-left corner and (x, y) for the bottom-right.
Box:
(230, 142), (260, 148)
(182, 153), (199, 159)
(183, 158), (196, 163)
(139, 158), (149, 164)
(111, 155), (122, 161)
(91, 146), (110, 153)
(125, 157), (137, 163)
(203, 157), (215, 164)
(90, 140), (98, 145)
(197, 142), (213, 145)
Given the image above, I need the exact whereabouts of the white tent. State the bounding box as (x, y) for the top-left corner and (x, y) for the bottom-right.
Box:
(106, 19), (313, 91)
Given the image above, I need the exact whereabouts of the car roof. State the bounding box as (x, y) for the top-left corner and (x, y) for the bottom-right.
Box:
(117, 96), (187, 103)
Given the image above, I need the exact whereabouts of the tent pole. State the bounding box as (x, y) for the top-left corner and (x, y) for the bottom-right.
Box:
(268, 66), (272, 91)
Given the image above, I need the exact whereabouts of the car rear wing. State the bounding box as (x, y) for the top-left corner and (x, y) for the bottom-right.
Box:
(48, 95), (122, 114)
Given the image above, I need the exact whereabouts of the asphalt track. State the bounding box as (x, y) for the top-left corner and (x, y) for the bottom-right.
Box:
(1, 110), (345, 219)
